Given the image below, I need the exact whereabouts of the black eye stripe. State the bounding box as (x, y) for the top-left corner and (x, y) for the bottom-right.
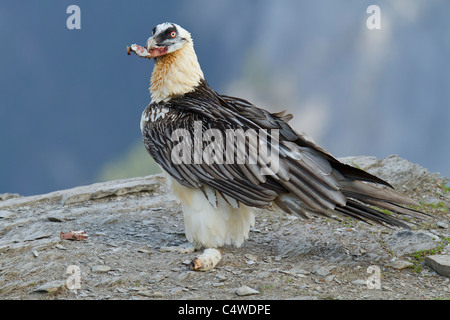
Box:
(152, 24), (178, 45)
(164, 26), (177, 38)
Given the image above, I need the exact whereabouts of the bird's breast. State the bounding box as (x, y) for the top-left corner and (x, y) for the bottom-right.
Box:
(140, 105), (172, 132)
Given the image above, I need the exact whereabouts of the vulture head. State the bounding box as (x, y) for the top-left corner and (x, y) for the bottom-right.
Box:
(143, 22), (193, 59)
(127, 22), (204, 102)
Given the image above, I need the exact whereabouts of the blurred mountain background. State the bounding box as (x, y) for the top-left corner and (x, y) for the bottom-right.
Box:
(1, 0), (449, 196)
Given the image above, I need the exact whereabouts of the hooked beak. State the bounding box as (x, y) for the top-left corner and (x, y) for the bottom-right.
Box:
(146, 36), (169, 58)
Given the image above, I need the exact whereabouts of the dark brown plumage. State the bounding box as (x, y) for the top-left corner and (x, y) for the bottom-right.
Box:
(142, 79), (425, 229)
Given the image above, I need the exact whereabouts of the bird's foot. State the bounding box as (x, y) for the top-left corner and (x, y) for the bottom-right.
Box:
(190, 248), (222, 271)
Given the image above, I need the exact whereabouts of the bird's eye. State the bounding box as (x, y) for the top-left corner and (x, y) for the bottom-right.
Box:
(170, 31), (177, 38)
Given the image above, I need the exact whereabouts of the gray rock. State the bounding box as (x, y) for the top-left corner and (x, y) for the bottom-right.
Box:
(280, 267), (310, 277)
(137, 247), (151, 254)
(325, 275), (335, 282)
(245, 254), (258, 261)
(148, 273), (166, 284)
(137, 289), (164, 297)
(160, 243), (195, 254)
(169, 287), (183, 295)
(0, 193), (21, 201)
(437, 221), (449, 229)
(425, 255), (450, 277)
(32, 281), (65, 294)
(385, 230), (438, 257)
(92, 265), (111, 273)
(23, 232), (52, 242)
(288, 295), (319, 300)
(47, 216), (64, 222)
(312, 265), (335, 277)
(0, 210), (13, 219)
(386, 260), (413, 270)
(0, 176), (160, 210)
(351, 279), (368, 286)
(0, 156), (448, 300)
(235, 285), (260, 296)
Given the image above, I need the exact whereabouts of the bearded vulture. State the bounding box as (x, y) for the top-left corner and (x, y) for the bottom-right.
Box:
(128, 22), (424, 271)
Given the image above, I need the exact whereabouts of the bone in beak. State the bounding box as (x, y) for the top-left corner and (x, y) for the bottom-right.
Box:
(126, 44), (151, 58)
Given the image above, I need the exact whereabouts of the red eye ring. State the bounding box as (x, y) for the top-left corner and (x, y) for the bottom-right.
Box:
(170, 31), (177, 38)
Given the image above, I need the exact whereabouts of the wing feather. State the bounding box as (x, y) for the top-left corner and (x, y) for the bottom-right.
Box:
(142, 80), (425, 227)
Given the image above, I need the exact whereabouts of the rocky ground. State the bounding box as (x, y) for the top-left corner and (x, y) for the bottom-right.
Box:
(0, 155), (449, 300)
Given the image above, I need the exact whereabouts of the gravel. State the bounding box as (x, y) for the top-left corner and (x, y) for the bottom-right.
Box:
(0, 155), (449, 300)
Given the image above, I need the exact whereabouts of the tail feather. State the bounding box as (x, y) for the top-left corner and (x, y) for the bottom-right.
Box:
(334, 199), (410, 229)
(339, 179), (418, 207)
(360, 198), (426, 219)
(274, 172), (427, 228)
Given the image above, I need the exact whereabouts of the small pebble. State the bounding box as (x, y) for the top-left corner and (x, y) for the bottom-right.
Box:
(32, 281), (64, 294)
(351, 279), (368, 286)
(235, 285), (260, 296)
(92, 265), (111, 273)
(387, 260), (413, 270)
